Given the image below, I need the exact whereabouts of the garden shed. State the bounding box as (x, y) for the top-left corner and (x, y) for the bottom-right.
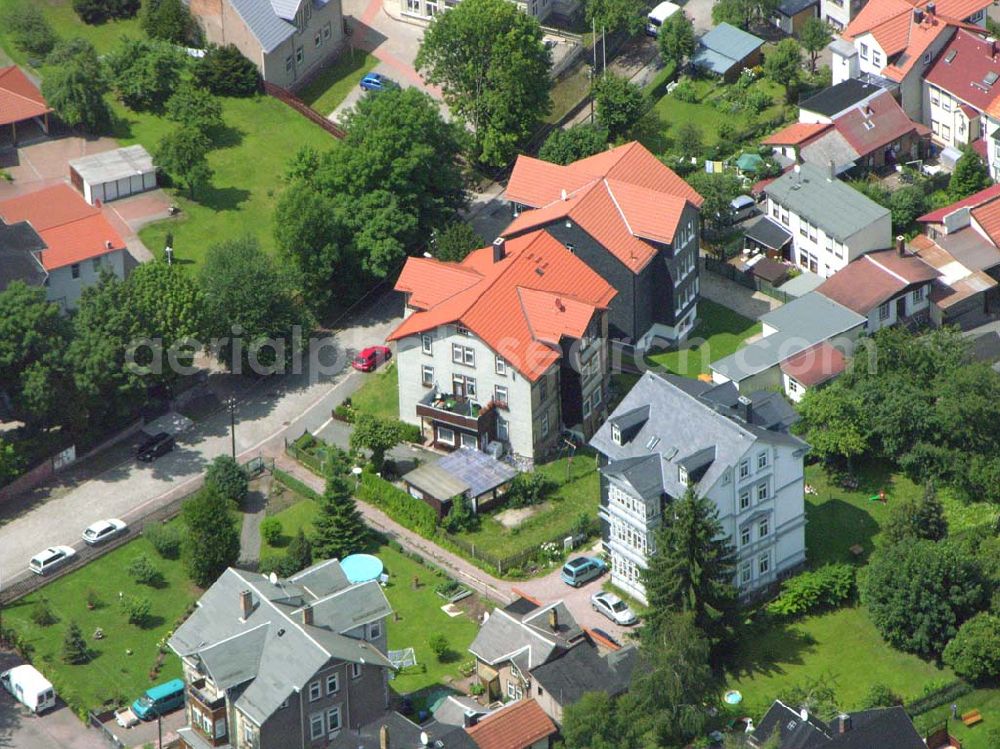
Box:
(402, 447), (517, 518)
(69, 145), (156, 205)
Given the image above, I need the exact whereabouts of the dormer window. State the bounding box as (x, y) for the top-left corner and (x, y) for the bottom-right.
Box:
(612, 424), (622, 445)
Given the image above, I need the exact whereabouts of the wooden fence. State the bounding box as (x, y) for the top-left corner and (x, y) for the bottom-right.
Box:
(263, 82), (346, 139)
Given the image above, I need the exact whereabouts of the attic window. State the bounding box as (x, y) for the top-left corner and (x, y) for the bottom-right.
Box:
(985, 71), (999, 86)
(679, 465), (689, 484)
(646, 435), (660, 450)
(863, 121), (875, 130)
(945, 50), (957, 63)
(612, 424), (622, 445)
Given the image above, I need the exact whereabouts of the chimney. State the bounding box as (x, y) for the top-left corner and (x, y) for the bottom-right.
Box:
(555, 297), (565, 312)
(896, 234), (905, 256)
(492, 237), (506, 263)
(738, 394), (753, 423)
(560, 188), (568, 201)
(927, 1), (935, 14)
(914, 7), (924, 22)
(463, 710), (480, 728)
(379, 725), (390, 749)
(105, 239), (112, 249)
(828, 159), (836, 180)
(301, 605), (314, 626)
(836, 714), (852, 734)
(799, 708), (809, 722)
(239, 590), (253, 619)
(548, 607), (559, 631)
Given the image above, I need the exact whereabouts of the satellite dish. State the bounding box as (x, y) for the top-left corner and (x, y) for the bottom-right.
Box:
(420, 732), (429, 746)
(268, 572), (278, 585)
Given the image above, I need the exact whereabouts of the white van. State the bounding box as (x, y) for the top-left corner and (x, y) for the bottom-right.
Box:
(647, 1), (681, 35)
(1, 665), (57, 713)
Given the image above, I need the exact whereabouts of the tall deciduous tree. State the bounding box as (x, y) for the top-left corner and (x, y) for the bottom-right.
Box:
(950, 148), (992, 200)
(795, 382), (868, 470)
(199, 236), (314, 372)
(350, 414), (404, 471)
(182, 484), (241, 587)
(799, 18), (832, 72)
(862, 539), (986, 656)
(538, 123), (609, 165)
(106, 37), (185, 112)
(141, 0), (196, 44)
(155, 126), (214, 199)
(415, 0), (552, 166)
(40, 41), (111, 133)
(204, 455), (249, 507)
(642, 489), (738, 660)
(193, 44), (261, 96)
(584, 0), (647, 34)
(659, 11), (696, 69)
(432, 222), (484, 262)
(2, 1), (58, 58)
(166, 81), (224, 131)
(561, 692), (645, 749)
(882, 481), (947, 545)
(594, 73), (646, 141)
(764, 38), (803, 102)
(312, 473), (369, 561)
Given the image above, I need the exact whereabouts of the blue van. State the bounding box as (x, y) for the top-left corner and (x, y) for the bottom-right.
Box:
(132, 678), (185, 720)
(560, 556), (607, 587)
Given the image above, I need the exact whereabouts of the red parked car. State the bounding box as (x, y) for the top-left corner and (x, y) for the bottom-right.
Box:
(352, 345), (392, 372)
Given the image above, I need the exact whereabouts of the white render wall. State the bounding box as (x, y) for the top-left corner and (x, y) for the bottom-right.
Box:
(923, 82), (983, 148)
(863, 284), (932, 332)
(45, 249), (127, 310)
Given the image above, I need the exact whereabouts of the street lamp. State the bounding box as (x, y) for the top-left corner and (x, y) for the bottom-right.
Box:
(226, 397), (237, 460)
(351, 465), (363, 489)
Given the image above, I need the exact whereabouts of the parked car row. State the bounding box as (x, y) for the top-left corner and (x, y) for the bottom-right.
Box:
(560, 555), (639, 626)
(28, 517), (128, 575)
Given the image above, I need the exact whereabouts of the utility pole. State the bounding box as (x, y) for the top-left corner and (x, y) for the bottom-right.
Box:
(602, 26), (606, 74)
(591, 16), (597, 124)
(227, 397), (237, 460)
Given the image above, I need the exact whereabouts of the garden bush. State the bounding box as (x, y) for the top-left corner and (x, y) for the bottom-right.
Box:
(194, 44), (262, 97)
(120, 594), (152, 626)
(357, 473), (437, 537)
(506, 472), (556, 509)
(144, 522), (182, 559)
(429, 634), (449, 660)
(73, 0), (140, 24)
(767, 564), (855, 618)
(260, 517), (283, 545)
(1, 2), (58, 58)
(127, 554), (162, 586)
(862, 682), (901, 708)
(942, 612), (1000, 683)
(672, 80), (698, 103)
(204, 455), (249, 507)
(31, 598), (58, 627)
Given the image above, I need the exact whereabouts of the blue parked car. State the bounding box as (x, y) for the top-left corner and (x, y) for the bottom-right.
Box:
(360, 73), (399, 92)
(560, 556), (607, 587)
(131, 679), (185, 720)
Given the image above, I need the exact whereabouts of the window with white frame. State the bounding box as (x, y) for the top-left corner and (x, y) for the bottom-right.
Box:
(421, 334), (433, 354)
(740, 527), (751, 546)
(457, 325), (473, 337)
(241, 722), (252, 743)
(351, 662), (362, 679)
(942, 96), (952, 112)
(326, 673), (339, 694)
(942, 124), (952, 139)
(497, 417), (509, 441)
(860, 42), (869, 59)
(756, 482), (768, 501)
(310, 713), (324, 740)
(309, 681), (321, 702)
(740, 561), (752, 585)
(758, 553), (770, 575)
(739, 459), (749, 479)
(871, 50), (882, 66)
(452, 344), (475, 366)
(369, 621), (382, 639)
(757, 451), (768, 470)
(722, 469), (732, 485)
(913, 286), (925, 302)
(878, 302), (890, 321)
(612, 424), (622, 445)
(788, 378), (800, 393)
(494, 384), (508, 406)
(679, 465), (689, 484)
(327, 706), (342, 734)
(759, 518), (770, 538)
(583, 395), (592, 418)
(437, 426), (456, 446)
(495, 355), (507, 376)
(739, 489), (751, 511)
(421, 365), (434, 386)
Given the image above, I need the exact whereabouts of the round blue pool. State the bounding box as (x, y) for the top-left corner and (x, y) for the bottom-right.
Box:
(341, 553), (384, 584)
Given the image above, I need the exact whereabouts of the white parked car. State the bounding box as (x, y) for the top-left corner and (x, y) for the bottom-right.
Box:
(28, 545), (76, 575)
(82, 518), (127, 545)
(591, 591), (638, 626)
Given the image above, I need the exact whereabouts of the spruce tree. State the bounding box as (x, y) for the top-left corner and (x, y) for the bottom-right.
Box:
(915, 481), (948, 541)
(642, 489), (738, 660)
(312, 474), (369, 561)
(286, 529), (314, 573)
(61, 621), (90, 664)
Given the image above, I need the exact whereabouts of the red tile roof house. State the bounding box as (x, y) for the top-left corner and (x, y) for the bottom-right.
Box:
(815, 237), (941, 332)
(501, 141), (704, 349)
(0, 65), (52, 146)
(0, 183), (129, 309)
(922, 28), (1000, 153)
(831, 0), (991, 120)
(465, 699), (557, 749)
(387, 231), (616, 465)
(762, 90), (929, 172)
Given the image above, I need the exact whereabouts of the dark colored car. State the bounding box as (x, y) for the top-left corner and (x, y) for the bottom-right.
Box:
(352, 345), (392, 373)
(589, 627), (620, 647)
(137, 432), (174, 462)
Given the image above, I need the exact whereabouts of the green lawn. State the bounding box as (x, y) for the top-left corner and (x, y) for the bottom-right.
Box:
(446, 451), (599, 570)
(647, 299), (761, 378)
(914, 688), (1000, 749)
(730, 606), (954, 719)
(0, 0), (141, 66)
(297, 50), (378, 116)
(642, 76), (786, 153)
(261, 495), (480, 697)
(3, 525), (198, 713)
(350, 362), (401, 421)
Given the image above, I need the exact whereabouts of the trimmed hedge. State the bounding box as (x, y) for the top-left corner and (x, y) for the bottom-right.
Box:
(273, 468), (322, 502)
(357, 472), (437, 538)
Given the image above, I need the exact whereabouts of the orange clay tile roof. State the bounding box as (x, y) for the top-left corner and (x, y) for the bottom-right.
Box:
(761, 122), (832, 146)
(503, 142), (702, 273)
(0, 184), (125, 271)
(970, 196), (1000, 245)
(466, 700), (557, 749)
(780, 342), (846, 387)
(0, 66), (51, 127)
(387, 230), (616, 381)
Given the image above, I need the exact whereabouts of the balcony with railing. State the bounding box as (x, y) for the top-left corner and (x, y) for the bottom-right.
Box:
(189, 679), (226, 711)
(416, 389), (497, 432)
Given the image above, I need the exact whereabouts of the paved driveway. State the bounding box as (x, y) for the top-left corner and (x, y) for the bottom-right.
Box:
(0, 292), (404, 583)
(0, 654), (105, 749)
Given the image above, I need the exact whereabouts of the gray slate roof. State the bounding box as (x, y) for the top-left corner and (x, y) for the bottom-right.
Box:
(330, 711), (478, 749)
(169, 560), (393, 725)
(0, 220), (47, 292)
(432, 695), (490, 727)
(469, 598), (583, 669)
(745, 217), (792, 251)
(590, 373), (807, 501)
(764, 162), (890, 241)
(711, 291), (865, 381)
(228, 0), (297, 53)
(530, 642), (636, 707)
(799, 79), (881, 118)
(752, 701), (925, 749)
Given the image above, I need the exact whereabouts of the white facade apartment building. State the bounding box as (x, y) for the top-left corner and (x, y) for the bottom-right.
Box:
(590, 372), (809, 604)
